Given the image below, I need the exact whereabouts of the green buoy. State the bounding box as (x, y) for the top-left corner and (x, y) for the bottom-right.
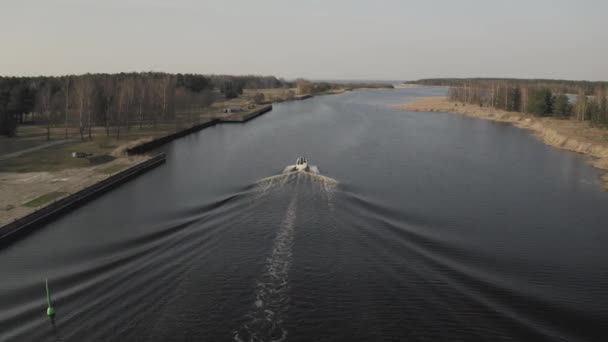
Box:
(45, 279), (55, 317)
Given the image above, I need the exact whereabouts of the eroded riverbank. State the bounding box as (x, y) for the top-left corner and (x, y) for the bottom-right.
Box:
(398, 96), (608, 189)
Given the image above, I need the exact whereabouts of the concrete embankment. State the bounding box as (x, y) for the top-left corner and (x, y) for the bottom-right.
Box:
(0, 103), (273, 242)
(220, 104), (273, 123)
(128, 105), (272, 154)
(127, 120), (220, 154)
(398, 96), (608, 190)
(0, 154), (166, 242)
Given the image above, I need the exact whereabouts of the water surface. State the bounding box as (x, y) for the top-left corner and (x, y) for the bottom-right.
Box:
(2, 87), (608, 342)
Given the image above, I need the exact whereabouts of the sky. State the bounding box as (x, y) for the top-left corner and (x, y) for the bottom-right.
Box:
(1, 0), (607, 81)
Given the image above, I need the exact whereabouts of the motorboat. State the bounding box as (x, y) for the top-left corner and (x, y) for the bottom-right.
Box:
(294, 157), (309, 172)
(281, 157), (320, 174)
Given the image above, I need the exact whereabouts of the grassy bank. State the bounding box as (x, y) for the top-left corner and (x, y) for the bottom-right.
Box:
(0, 86), (350, 226)
(0, 155), (148, 226)
(23, 192), (68, 208)
(398, 96), (608, 190)
(0, 89), (292, 173)
(0, 125), (172, 173)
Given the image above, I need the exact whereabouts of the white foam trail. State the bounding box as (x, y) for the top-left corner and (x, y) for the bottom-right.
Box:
(315, 174), (337, 210)
(308, 165), (320, 175)
(254, 174), (293, 200)
(256, 167), (338, 208)
(282, 164), (320, 175)
(255, 164), (338, 214)
(234, 196), (298, 342)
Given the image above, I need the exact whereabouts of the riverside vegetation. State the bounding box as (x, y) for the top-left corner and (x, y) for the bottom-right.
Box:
(0, 74), (392, 170)
(0, 73), (391, 226)
(401, 78), (608, 189)
(412, 78), (608, 125)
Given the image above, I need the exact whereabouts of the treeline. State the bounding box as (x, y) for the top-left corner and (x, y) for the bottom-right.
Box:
(412, 78), (607, 96)
(209, 75), (292, 99)
(342, 82), (394, 90)
(0, 73), (291, 138)
(295, 80), (393, 95)
(446, 80), (608, 126)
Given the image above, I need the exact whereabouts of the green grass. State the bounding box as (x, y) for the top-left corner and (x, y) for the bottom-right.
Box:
(0, 139), (115, 173)
(0, 102), (280, 173)
(0, 138), (46, 156)
(23, 192), (68, 208)
(0, 125), (181, 173)
(97, 163), (127, 174)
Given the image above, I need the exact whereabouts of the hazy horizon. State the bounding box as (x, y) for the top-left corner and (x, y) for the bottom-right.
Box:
(1, 0), (607, 81)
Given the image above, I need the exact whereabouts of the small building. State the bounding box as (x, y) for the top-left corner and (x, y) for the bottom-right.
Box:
(222, 107), (244, 113)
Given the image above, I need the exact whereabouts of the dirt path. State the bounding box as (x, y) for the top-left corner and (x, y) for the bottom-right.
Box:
(0, 139), (74, 161)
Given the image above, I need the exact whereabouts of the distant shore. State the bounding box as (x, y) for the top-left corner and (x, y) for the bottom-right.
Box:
(398, 96), (608, 190)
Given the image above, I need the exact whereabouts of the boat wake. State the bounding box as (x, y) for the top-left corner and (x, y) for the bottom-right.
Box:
(234, 196), (298, 342)
(234, 162), (338, 341)
(281, 164), (320, 175)
(255, 164), (337, 204)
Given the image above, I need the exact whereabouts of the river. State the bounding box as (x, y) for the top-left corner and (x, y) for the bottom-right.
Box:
(1, 87), (608, 341)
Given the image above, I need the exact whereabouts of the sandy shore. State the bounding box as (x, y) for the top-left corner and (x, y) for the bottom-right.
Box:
(398, 96), (608, 190)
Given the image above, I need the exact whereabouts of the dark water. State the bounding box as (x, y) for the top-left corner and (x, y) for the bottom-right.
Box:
(2, 87), (608, 342)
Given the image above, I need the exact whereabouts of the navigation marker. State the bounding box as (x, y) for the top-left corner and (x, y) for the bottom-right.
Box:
(45, 279), (55, 317)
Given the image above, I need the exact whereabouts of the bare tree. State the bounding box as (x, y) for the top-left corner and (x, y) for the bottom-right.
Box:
(73, 77), (94, 140)
(576, 89), (587, 121)
(151, 75), (176, 127)
(521, 85), (528, 113)
(136, 77), (149, 129)
(112, 78), (134, 138)
(159, 75), (174, 120)
(36, 83), (55, 141)
(63, 77), (71, 138)
(86, 80), (97, 140)
(100, 77), (115, 137)
(123, 77), (135, 132)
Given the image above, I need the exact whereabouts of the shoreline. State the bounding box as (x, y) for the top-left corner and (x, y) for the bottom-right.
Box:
(0, 155), (152, 227)
(128, 105), (272, 154)
(398, 96), (608, 190)
(0, 87), (355, 240)
(0, 104), (274, 227)
(0, 154), (165, 241)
